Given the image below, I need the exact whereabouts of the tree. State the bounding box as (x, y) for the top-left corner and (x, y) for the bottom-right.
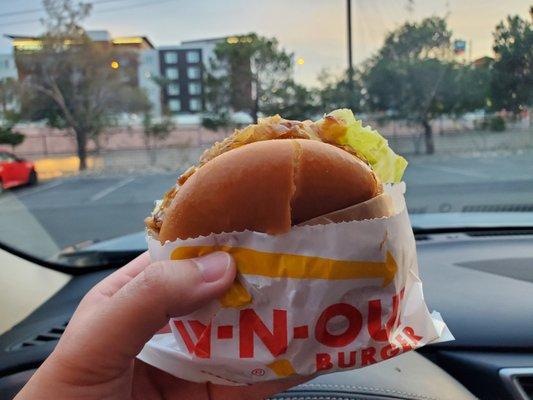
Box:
(17, 0), (148, 170)
(0, 78), (19, 116)
(0, 78), (24, 150)
(317, 69), (365, 112)
(260, 79), (319, 120)
(204, 34), (293, 124)
(363, 17), (464, 154)
(379, 17), (452, 61)
(446, 62), (492, 115)
(142, 112), (174, 166)
(0, 126), (25, 149)
(490, 13), (532, 114)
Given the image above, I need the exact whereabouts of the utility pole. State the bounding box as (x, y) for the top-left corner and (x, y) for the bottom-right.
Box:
(347, 0), (353, 73)
(346, 0), (355, 110)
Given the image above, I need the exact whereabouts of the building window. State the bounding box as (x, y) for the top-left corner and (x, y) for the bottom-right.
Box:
(189, 98), (202, 111)
(167, 83), (180, 95)
(165, 67), (179, 79)
(118, 57), (130, 67)
(186, 51), (200, 63)
(188, 82), (201, 95)
(164, 52), (178, 64)
(168, 99), (181, 112)
(187, 66), (201, 79)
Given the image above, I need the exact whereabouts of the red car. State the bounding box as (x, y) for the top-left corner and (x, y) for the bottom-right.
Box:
(0, 150), (38, 192)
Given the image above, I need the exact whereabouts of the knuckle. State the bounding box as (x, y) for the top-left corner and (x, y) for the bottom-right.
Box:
(138, 261), (169, 294)
(137, 260), (200, 302)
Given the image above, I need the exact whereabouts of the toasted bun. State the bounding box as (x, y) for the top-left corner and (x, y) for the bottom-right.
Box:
(159, 139), (381, 243)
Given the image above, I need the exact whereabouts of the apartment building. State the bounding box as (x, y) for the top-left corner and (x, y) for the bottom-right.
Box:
(4, 32), (232, 118)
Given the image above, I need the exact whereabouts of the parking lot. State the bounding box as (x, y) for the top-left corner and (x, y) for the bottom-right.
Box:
(1, 150), (533, 261)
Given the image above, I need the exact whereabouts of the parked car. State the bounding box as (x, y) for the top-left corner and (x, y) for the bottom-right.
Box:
(0, 151), (37, 193)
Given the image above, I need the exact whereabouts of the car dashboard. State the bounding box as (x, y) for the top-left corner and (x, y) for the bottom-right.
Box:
(1, 230), (533, 399)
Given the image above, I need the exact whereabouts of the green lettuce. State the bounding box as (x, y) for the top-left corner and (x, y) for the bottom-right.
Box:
(319, 109), (407, 183)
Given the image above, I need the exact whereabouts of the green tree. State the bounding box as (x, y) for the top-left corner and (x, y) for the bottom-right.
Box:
(204, 34), (293, 124)
(379, 17), (452, 60)
(0, 126), (25, 148)
(18, 0), (148, 170)
(446, 62), (492, 115)
(0, 78), (19, 116)
(260, 79), (319, 120)
(363, 16), (479, 154)
(142, 112), (174, 166)
(490, 14), (532, 113)
(317, 69), (364, 112)
(0, 78), (24, 150)
(202, 67), (232, 130)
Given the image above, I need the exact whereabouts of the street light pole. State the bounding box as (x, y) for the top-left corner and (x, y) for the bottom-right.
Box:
(347, 0), (353, 74)
(346, 0), (355, 110)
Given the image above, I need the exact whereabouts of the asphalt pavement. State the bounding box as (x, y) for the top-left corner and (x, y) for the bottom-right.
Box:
(1, 151), (533, 261)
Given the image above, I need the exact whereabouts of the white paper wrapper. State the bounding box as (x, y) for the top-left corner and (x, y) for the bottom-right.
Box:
(138, 183), (452, 385)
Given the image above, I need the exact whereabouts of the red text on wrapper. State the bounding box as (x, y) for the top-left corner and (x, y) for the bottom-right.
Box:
(172, 287), (422, 370)
(315, 326), (423, 371)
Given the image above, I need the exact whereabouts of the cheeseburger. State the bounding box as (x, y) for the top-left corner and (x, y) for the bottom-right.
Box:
(146, 109), (407, 243)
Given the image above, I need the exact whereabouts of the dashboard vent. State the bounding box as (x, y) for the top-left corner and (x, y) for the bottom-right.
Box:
(500, 368), (533, 400)
(414, 234), (431, 241)
(9, 320), (68, 351)
(466, 229), (533, 237)
(463, 204), (533, 212)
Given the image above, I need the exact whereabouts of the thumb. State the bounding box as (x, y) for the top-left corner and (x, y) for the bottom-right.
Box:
(57, 252), (236, 367)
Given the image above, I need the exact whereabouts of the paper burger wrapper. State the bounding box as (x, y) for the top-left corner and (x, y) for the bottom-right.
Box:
(298, 191), (395, 226)
(137, 183), (452, 385)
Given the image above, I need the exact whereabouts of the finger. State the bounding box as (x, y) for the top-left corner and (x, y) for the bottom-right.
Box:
(90, 251), (151, 298)
(61, 252), (236, 368)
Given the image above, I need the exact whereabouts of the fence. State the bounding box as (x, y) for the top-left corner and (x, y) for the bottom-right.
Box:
(387, 129), (532, 155)
(6, 116), (533, 174)
(10, 124), (231, 158)
(364, 115), (532, 155)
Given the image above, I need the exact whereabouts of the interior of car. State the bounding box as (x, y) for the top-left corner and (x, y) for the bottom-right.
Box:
(2, 222), (533, 399)
(1, 0), (532, 399)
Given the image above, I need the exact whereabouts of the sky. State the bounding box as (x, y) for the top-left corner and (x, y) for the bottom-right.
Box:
(0, 0), (530, 86)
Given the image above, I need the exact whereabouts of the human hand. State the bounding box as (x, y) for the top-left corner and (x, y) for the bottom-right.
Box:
(16, 251), (306, 399)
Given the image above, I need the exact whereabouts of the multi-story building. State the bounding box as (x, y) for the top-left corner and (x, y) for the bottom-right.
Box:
(158, 46), (204, 115)
(6, 30), (154, 51)
(4, 32), (236, 119)
(6, 31), (154, 85)
(0, 54), (17, 80)
(138, 49), (162, 118)
(157, 37), (224, 115)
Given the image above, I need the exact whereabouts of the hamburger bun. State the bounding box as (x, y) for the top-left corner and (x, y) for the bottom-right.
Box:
(158, 139), (382, 243)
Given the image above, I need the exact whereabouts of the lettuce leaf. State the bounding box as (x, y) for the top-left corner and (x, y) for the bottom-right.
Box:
(317, 109), (407, 183)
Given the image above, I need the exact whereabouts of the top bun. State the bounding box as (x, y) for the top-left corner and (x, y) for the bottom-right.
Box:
(158, 139), (381, 243)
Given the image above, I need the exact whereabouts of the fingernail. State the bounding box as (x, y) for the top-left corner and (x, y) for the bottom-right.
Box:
(195, 252), (231, 282)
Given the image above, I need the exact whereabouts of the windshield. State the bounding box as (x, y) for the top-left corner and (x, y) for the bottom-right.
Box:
(0, 0), (531, 265)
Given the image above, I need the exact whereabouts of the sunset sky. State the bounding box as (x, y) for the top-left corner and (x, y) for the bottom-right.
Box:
(1, 0), (530, 86)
